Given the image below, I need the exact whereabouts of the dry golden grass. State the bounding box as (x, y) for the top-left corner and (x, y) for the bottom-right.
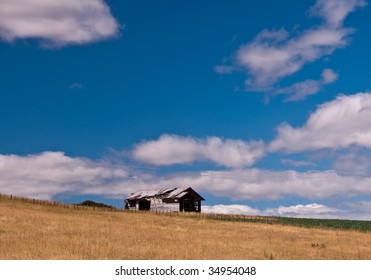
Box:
(1, 195), (371, 260)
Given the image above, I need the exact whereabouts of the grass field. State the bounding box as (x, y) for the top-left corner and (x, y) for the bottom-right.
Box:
(1, 194), (371, 260)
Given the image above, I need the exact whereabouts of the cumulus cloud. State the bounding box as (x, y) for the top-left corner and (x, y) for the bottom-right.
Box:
(153, 168), (371, 201)
(203, 202), (369, 220)
(4, 151), (371, 202)
(269, 92), (371, 153)
(203, 203), (341, 219)
(217, 0), (364, 93)
(0, 152), (131, 200)
(203, 204), (260, 215)
(132, 134), (265, 168)
(0, 0), (120, 47)
(2, 151), (371, 220)
(264, 203), (341, 218)
(3, 92), (371, 218)
(162, 168), (371, 219)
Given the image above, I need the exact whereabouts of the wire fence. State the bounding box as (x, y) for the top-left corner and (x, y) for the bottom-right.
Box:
(126, 207), (276, 224)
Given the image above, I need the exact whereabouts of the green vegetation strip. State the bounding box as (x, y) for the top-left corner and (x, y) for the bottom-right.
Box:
(273, 217), (371, 232)
(160, 212), (371, 232)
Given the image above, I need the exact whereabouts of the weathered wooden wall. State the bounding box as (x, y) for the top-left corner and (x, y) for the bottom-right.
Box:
(126, 198), (179, 212)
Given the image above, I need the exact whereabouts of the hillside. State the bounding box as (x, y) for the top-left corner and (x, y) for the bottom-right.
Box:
(1, 194), (371, 260)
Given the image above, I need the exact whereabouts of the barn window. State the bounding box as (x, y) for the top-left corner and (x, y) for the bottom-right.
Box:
(129, 200), (136, 208)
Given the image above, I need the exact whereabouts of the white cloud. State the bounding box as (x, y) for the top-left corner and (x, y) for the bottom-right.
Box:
(276, 69), (338, 102)
(2, 151), (371, 220)
(0, 0), (120, 47)
(309, 0), (367, 28)
(0, 152), (131, 200)
(203, 204), (260, 215)
(127, 168), (371, 200)
(218, 0), (364, 92)
(264, 203), (341, 218)
(132, 134), (265, 168)
(269, 92), (371, 153)
(321, 68), (339, 84)
(277, 79), (322, 102)
(153, 168), (371, 201)
(237, 24), (347, 90)
(4, 151), (371, 202)
(203, 203), (353, 220)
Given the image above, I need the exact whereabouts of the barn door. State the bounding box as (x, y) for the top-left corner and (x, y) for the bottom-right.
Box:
(139, 200), (150, 210)
(181, 199), (196, 212)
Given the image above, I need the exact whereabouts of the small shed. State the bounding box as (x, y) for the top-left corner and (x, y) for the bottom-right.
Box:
(124, 187), (205, 212)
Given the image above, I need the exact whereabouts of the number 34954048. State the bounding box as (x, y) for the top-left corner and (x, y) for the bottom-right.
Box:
(208, 267), (256, 276)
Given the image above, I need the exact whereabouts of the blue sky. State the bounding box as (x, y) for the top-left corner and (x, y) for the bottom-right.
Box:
(1, 0), (371, 220)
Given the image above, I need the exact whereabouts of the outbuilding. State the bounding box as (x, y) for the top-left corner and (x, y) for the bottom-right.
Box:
(124, 187), (205, 212)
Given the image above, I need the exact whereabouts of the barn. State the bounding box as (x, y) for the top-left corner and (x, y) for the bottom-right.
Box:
(124, 187), (205, 212)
